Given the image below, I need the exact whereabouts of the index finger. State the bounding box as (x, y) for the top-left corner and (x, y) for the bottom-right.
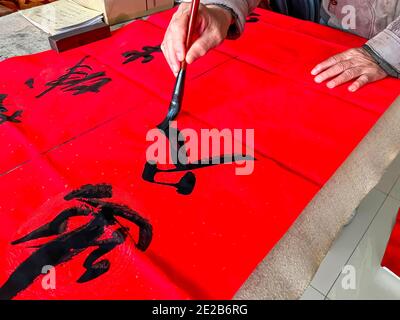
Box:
(311, 52), (349, 76)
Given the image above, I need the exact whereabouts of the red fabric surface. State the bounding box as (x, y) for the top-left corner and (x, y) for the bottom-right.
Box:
(382, 209), (400, 276)
(0, 8), (399, 299)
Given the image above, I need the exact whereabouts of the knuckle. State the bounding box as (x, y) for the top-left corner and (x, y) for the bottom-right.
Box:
(214, 30), (225, 42)
(196, 45), (207, 57)
(195, 40), (208, 52)
(342, 51), (352, 59)
(357, 78), (367, 86)
(343, 69), (355, 79)
(331, 55), (339, 63)
(210, 34), (223, 45)
(336, 62), (347, 72)
(347, 60), (356, 68)
(349, 48), (358, 55)
(212, 33), (222, 44)
(361, 74), (370, 82)
(330, 79), (338, 86)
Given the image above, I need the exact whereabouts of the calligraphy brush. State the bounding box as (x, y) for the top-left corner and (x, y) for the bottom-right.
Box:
(161, 0), (201, 126)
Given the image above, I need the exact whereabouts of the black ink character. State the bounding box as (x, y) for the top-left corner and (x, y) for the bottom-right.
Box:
(0, 183), (152, 300)
(122, 45), (162, 64)
(36, 56), (112, 98)
(246, 12), (260, 23)
(0, 94), (23, 125)
(142, 121), (254, 196)
(25, 78), (34, 89)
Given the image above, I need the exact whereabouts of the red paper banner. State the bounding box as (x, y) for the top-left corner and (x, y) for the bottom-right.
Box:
(0, 8), (399, 299)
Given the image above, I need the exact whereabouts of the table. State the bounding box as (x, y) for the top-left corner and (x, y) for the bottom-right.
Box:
(1, 9), (400, 300)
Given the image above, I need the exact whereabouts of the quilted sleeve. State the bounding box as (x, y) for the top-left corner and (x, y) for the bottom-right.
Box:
(178, 0), (262, 38)
(364, 16), (400, 78)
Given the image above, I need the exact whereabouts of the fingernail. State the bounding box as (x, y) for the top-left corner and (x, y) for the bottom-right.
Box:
(327, 82), (334, 89)
(311, 68), (318, 75)
(177, 51), (184, 61)
(173, 65), (179, 74)
(315, 76), (322, 83)
(349, 86), (356, 92)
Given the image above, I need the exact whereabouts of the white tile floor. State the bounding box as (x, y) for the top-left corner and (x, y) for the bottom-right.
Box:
(301, 155), (400, 300)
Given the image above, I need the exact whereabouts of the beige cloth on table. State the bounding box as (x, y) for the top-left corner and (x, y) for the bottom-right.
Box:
(235, 96), (400, 300)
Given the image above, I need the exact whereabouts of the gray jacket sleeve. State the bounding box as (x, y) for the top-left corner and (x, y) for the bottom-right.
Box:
(365, 17), (400, 78)
(178, 0), (261, 38)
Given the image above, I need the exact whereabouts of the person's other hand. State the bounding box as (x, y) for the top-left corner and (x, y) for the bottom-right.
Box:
(161, 3), (233, 76)
(311, 47), (388, 92)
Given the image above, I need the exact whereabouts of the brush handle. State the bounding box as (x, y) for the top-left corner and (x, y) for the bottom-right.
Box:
(160, 0), (201, 125)
(181, 0), (201, 70)
(166, 68), (186, 122)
